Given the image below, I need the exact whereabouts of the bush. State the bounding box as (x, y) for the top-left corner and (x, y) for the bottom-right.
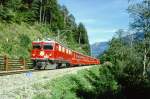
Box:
(33, 65), (120, 99)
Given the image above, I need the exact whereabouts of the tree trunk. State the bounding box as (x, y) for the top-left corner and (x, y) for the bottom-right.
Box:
(49, 8), (52, 27)
(40, 0), (43, 23)
(42, 6), (45, 23)
(45, 14), (47, 25)
(143, 48), (147, 76)
(64, 13), (66, 28)
(78, 32), (81, 45)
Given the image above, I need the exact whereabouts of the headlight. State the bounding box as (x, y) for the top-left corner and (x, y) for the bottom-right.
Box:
(32, 54), (35, 56)
(40, 51), (45, 56)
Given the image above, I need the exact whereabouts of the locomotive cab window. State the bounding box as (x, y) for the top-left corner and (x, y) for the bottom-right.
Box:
(43, 44), (53, 50)
(33, 44), (41, 49)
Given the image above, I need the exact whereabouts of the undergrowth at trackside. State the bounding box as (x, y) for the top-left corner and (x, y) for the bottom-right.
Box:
(32, 64), (120, 99)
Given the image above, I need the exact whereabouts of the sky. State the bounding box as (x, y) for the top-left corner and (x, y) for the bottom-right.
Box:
(58, 0), (130, 44)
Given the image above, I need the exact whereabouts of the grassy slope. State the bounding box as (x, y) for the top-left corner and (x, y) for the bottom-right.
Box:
(0, 22), (43, 58)
(0, 22), (85, 58)
(32, 65), (119, 99)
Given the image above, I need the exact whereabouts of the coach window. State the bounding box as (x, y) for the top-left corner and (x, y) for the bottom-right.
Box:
(59, 45), (61, 51)
(69, 50), (71, 54)
(64, 48), (66, 53)
(43, 44), (53, 50)
(66, 49), (69, 54)
(66, 49), (68, 54)
(77, 54), (79, 59)
(62, 47), (65, 52)
(33, 44), (41, 49)
(62, 47), (63, 52)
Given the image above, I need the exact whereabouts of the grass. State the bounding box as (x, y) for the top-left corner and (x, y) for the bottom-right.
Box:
(32, 65), (119, 99)
(0, 22), (44, 58)
(0, 22), (86, 58)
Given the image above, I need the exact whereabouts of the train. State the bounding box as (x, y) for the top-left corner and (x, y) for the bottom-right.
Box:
(31, 40), (100, 69)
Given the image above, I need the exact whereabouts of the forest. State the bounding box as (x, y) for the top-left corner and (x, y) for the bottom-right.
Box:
(0, 0), (90, 58)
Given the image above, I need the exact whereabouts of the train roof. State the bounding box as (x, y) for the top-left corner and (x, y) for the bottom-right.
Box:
(32, 40), (55, 43)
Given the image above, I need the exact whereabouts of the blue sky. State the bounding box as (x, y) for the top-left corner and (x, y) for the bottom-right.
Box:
(58, 0), (129, 44)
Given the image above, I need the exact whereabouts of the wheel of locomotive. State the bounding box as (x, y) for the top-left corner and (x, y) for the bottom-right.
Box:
(56, 63), (62, 69)
(32, 62), (40, 70)
(32, 61), (42, 70)
(36, 62), (46, 70)
(66, 63), (70, 68)
(32, 60), (36, 68)
(51, 63), (58, 69)
(44, 61), (59, 69)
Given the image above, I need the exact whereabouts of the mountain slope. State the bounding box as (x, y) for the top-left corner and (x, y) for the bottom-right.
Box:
(123, 32), (144, 43)
(91, 32), (144, 57)
(91, 42), (109, 57)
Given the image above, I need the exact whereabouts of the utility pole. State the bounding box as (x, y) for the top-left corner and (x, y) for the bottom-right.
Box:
(40, 0), (43, 23)
(79, 32), (81, 45)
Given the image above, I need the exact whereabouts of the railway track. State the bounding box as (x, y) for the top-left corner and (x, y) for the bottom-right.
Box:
(0, 69), (35, 76)
(0, 66), (86, 76)
(0, 67), (74, 76)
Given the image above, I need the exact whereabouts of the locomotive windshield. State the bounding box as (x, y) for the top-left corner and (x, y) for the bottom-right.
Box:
(43, 44), (53, 50)
(33, 44), (41, 49)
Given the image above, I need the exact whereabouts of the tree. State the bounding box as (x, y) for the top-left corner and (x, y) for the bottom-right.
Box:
(0, 0), (91, 57)
(22, 0), (33, 8)
(76, 23), (90, 55)
(128, 0), (150, 76)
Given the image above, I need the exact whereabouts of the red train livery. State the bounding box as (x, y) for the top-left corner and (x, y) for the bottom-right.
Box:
(31, 40), (100, 69)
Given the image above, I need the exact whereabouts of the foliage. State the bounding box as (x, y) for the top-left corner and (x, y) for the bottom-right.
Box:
(0, 0), (91, 57)
(99, 1), (150, 99)
(33, 65), (121, 99)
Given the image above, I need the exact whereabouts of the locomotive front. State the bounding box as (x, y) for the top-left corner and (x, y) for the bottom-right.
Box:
(31, 41), (55, 69)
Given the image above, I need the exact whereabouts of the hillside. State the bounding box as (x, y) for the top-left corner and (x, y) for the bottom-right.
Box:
(0, 0), (91, 57)
(91, 42), (109, 57)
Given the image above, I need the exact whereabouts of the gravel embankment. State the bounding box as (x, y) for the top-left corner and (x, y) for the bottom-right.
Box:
(0, 66), (93, 99)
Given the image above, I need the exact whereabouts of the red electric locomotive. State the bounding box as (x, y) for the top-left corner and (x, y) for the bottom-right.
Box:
(31, 40), (100, 69)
